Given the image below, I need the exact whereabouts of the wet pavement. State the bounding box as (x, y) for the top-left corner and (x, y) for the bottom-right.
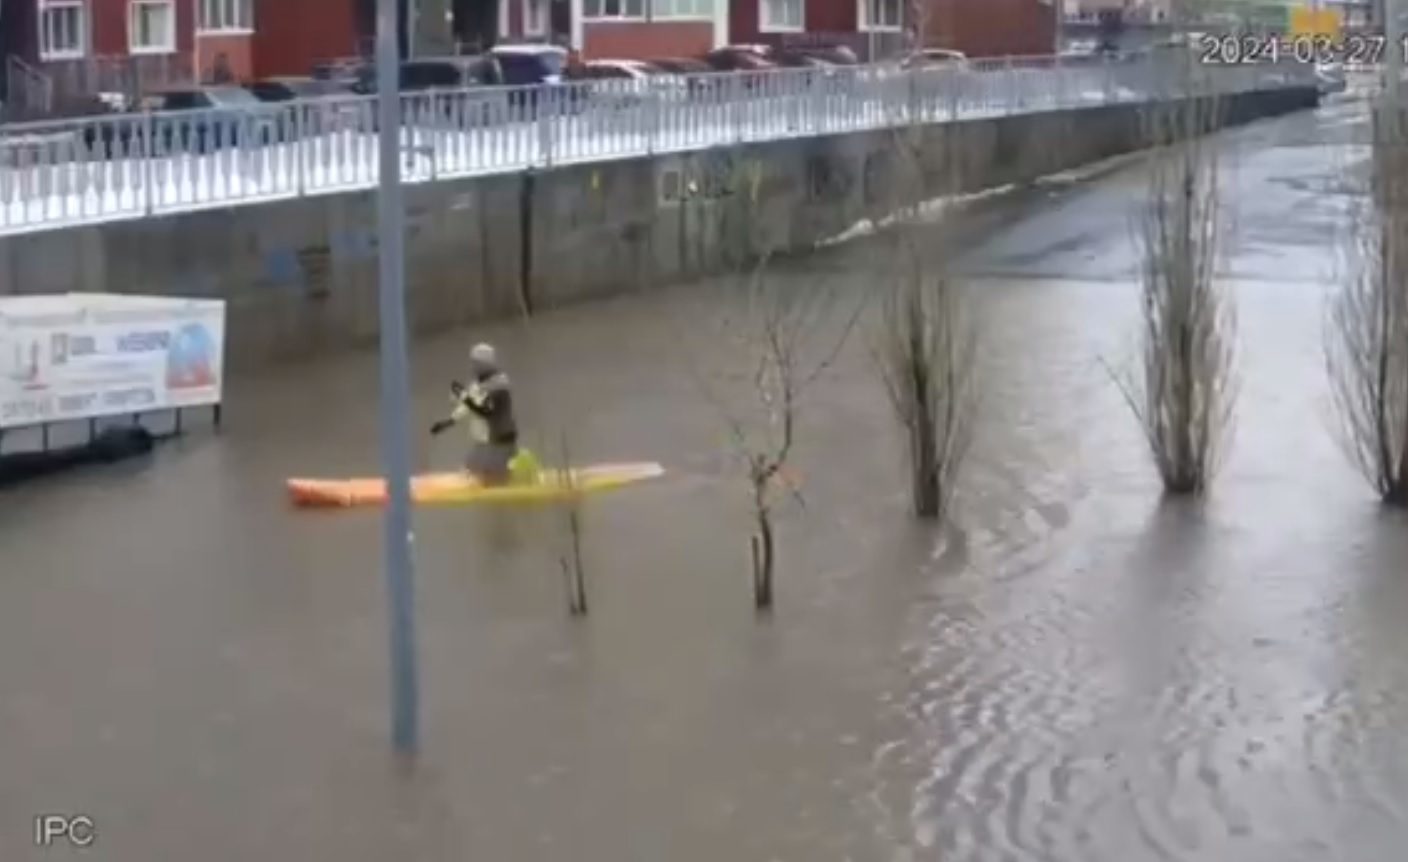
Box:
(4, 96), (1408, 862)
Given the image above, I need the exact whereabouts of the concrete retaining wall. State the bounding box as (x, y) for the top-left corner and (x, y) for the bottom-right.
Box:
(0, 87), (1320, 372)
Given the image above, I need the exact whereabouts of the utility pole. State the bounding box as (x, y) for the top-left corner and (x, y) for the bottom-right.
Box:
(1387, 0), (1404, 102)
(375, 0), (420, 758)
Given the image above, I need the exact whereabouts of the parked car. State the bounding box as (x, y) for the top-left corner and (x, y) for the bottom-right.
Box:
(580, 59), (688, 107)
(349, 55), (501, 93)
(245, 76), (362, 134)
(489, 43), (587, 114)
(491, 43), (569, 84)
(354, 56), (509, 126)
(648, 57), (716, 97)
(702, 46), (780, 95)
(703, 45), (779, 73)
(901, 48), (969, 69)
(245, 76), (355, 102)
(83, 85), (279, 156)
(764, 45), (849, 91)
(763, 45), (845, 70)
(310, 58), (367, 83)
(649, 57), (713, 76)
(785, 44), (859, 66)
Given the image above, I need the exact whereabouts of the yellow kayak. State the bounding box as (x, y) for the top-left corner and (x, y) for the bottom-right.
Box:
(286, 462), (665, 509)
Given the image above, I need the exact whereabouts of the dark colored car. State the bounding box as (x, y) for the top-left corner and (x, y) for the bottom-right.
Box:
(761, 45), (838, 69)
(245, 76), (355, 102)
(350, 56), (509, 127)
(648, 57), (716, 97)
(578, 59), (690, 108)
(245, 77), (362, 135)
(649, 57), (713, 75)
(786, 44), (859, 66)
(488, 44), (586, 114)
(702, 46), (781, 95)
(703, 45), (779, 73)
(901, 48), (969, 69)
(348, 55), (501, 93)
(83, 85), (279, 156)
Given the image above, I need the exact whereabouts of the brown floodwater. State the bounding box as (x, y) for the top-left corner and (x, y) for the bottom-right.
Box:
(3, 97), (1407, 862)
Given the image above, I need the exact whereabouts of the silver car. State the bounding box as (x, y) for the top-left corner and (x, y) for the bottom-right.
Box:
(580, 59), (689, 108)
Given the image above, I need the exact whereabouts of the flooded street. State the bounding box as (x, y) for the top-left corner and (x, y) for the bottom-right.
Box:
(4, 97), (1408, 861)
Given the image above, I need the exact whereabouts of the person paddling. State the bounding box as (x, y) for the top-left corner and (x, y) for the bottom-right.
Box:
(429, 342), (522, 486)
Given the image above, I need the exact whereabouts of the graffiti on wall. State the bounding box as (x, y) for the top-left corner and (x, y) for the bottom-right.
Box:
(658, 153), (764, 206)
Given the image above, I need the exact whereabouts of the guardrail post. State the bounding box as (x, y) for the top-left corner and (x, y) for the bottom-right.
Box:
(142, 111), (156, 216)
(426, 95), (440, 181)
(785, 70), (800, 134)
(645, 88), (662, 155)
(295, 105), (307, 195)
(537, 88), (556, 169)
(732, 74), (746, 145)
(1005, 56), (1019, 114)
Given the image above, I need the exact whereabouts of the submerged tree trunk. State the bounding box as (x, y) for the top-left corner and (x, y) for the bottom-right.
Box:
(911, 407), (940, 518)
(751, 501), (775, 611)
(560, 504), (587, 616)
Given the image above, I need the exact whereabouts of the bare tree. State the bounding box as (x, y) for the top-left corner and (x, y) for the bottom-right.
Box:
(689, 251), (863, 611)
(873, 231), (977, 519)
(551, 431), (589, 615)
(507, 249), (593, 617)
(1110, 78), (1237, 496)
(867, 117), (981, 519)
(1326, 105), (1408, 505)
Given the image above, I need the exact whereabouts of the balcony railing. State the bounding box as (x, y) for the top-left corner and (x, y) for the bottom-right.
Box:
(41, 53), (196, 112)
(0, 54), (1317, 237)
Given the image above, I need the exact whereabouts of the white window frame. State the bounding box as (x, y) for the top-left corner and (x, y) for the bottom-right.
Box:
(858, 0), (902, 31)
(583, 0), (647, 20)
(652, 0), (713, 20)
(129, 0), (177, 55)
(38, 0), (88, 61)
(197, 0), (253, 34)
(522, 0), (549, 35)
(759, 0), (803, 32)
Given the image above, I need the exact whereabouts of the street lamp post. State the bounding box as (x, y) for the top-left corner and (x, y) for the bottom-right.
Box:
(375, 0), (420, 757)
(1387, 0), (1404, 102)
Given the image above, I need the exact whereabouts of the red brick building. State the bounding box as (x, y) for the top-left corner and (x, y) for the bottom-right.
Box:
(247, 0), (360, 77)
(562, 0), (725, 61)
(1, 0), (257, 112)
(922, 0), (1056, 57)
(728, 0), (1056, 59)
(246, 0), (727, 74)
(210, 0), (1052, 80)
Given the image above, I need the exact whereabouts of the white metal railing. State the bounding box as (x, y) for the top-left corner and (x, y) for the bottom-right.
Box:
(0, 55), (1317, 237)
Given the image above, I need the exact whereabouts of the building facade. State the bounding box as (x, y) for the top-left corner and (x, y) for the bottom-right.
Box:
(251, 0), (727, 74)
(460, 0), (726, 62)
(2, 0), (256, 114)
(728, 0), (1055, 60)
(247, 0), (360, 77)
(921, 0), (1057, 57)
(571, 0), (725, 60)
(729, 0), (905, 59)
